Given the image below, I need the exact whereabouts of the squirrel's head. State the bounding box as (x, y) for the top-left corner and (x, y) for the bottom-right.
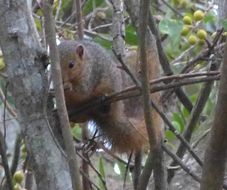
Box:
(58, 41), (86, 91)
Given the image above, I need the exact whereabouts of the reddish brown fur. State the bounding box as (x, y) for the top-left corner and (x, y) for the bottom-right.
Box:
(58, 40), (161, 153)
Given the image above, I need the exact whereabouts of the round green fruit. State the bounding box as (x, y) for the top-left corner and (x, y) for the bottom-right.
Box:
(13, 171), (24, 184)
(96, 11), (106, 20)
(13, 184), (21, 190)
(222, 32), (227, 36)
(21, 144), (26, 153)
(197, 29), (207, 39)
(173, 0), (179, 5)
(188, 35), (197, 45)
(183, 16), (192, 25)
(181, 26), (190, 36)
(21, 152), (27, 161)
(179, 0), (187, 8)
(0, 57), (5, 70)
(198, 39), (205, 45)
(211, 32), (217, 38)
(193, 10), (205, 21)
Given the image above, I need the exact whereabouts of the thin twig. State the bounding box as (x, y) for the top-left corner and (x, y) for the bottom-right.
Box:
(137, 0), (163, 189)
(150, 100), (203, 166)
(162, 144), (200, 182)
(84, 29), (112, 41)
(147, 10), (193, 112)
(92, 22), (113, 31)
(168, 60), (217, 182)
(192, 129), (210, 149)
(159, 0), (182, 17)
(10, 133), (22, 175)
(111, 0), (125, 55)
(3, 83), (8, 141)
(68, 73), (220, 118)
(80, 170), (101, 190)
(113, 50), (141, 87)
(25, 170), (33, 190)
(54, 0), (62, 20)
(137, 151), (154, 190)
(163, 144), (227, 189)
(111, 1), (141, 87)
(133, 151), (142, 190)
(75, 0), (84, 39)
(0, 131), (13, 190)
(151, 71), (219, 84)
(123, 153), (132, 189)
(0, 85), (16, 118)
(82, 126), (92, 190)
(181, 29), (223, 74)
(98, 143), (131, 166)
(77, 152), (107, 190)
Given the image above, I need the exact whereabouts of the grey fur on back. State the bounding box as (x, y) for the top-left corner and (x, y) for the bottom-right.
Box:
(58, 40), (123, 94)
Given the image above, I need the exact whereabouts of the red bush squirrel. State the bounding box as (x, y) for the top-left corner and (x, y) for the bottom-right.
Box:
(58, 40), (161, 153)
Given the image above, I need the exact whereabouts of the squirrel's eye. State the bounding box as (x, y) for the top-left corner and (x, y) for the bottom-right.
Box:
(68, 61), (74, 68)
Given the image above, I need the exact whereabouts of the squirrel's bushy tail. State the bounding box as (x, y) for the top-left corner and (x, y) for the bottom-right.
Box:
(94, 115), (148, 153)
(93, 97), (162, 153)
(92, 101), (150, 153)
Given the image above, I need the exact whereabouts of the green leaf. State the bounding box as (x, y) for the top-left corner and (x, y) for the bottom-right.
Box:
(204, 11), (216, 24)
(0, 57), (6, 70)
(159, 19), (183, 58)
(83, 0), (104, 15)
(165, 45), (181, 59)
(94, 36), (112, 49)
(189, 94), (198, 104)
(0, 79), (15, 106)
(159, 19), (183, 44)
(172, 121), (182, 133)
(71, 125), (82, 139)
(165, 130), (176, 141)
(116, 161), (127, 179)
(182, 107), (190, 119)
(172, 112), (185, 132)
(61, 0), (73, 18)
(98, 157), (106, 190)
(125, 25), (138, 45)
(204, 97), (213, 116)
(220, 19), (227, 31)
(34, 18), (42, 32)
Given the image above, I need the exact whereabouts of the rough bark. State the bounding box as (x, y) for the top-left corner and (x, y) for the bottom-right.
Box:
(218, 0), (227, 22)
(0, 1), (72, 190)
(200, 36), (227, 190)
(112, 0), (125, 57)
(43, 1), (81, 190)
(137, 0), (167, 189)
(200, 1), (227, 189)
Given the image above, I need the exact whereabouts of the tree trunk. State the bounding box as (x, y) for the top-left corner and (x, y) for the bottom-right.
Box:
(200, 35), (227, 190)
(0, 1), (73, 190)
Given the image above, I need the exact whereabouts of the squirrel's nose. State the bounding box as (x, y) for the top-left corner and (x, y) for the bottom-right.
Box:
(63, 82), (73, 91)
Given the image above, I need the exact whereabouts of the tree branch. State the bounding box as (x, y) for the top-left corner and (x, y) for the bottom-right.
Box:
(200, 20), (227, 190)
(168, 60), (217, 182)
(0, 131), (13, 190)
(75, 0), (83, 39)
(68, 72), (220, 120)
(42, 1), (81, 189)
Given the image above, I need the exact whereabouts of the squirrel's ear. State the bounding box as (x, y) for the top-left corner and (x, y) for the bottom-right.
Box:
(76, 45), (84, 59)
